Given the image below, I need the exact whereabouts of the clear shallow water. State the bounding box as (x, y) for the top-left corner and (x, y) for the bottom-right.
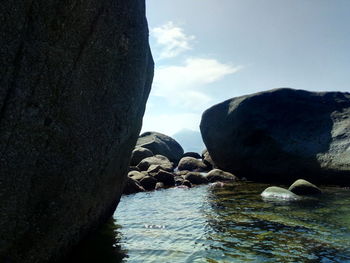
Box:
(68, 182), (350, 262)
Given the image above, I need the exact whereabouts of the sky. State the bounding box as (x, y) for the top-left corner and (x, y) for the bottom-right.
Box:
(141, 0), (350, 136)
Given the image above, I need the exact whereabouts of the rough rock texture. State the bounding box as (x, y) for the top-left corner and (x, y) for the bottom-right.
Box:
(177, 157), (207, 172)
(200, 88), (350, 185)
(288, 179), (322, 195)
(130, 147), (154, 166)
(136, 131), (184, 164)
(0, 1), (153, 262)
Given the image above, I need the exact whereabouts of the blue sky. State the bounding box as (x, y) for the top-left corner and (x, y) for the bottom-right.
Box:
(142, 0), (350, 136)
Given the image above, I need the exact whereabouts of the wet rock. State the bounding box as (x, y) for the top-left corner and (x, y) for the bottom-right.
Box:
(136, 132), (184, 164)
(200, 88), (350, 184)
(184, 172), (209, 185)
(137, 155), (173, 172)
(139, 176), (157, 191)
(130, 147), (154, 166)
(178, 157), (208, 172)
(288, 179), (322, 195)
(206, 169), (238, 182)
(261, 186), (300, 201)
(0, 0), (153, 261)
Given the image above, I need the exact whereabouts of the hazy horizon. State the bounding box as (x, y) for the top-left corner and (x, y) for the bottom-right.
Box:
(142, 0), (350, 136)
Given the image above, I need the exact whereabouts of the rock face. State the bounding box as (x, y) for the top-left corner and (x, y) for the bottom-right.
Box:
(136, 131), (184, 164)
(0, 1), (153, 262)
(200, 88), (350, 184)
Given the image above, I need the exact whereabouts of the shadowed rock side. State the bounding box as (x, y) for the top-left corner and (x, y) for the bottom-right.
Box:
(200, 88), (350, 184)
(0, 1), (153, 262)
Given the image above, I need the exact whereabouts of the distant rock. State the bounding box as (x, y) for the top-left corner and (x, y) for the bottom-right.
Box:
(154, 170), (175, 187)
(136, 132), (184, 164)
(288, 179), (322, 195)
(130, 147), (154, 166)
(261, 186), (300, 201)
(137, 155), (174, 172)
(184, 172), (209, 185)
(139, 176), (157, 191)
(173, 129), (205, 153)
(200, 88), (350, 184)
(177, 157), (208, 172)
(206, 169), (237, 182)
(182, 152), (201, 159)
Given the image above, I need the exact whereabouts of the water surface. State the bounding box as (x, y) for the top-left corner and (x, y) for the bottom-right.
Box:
(70, 182), (350, 262)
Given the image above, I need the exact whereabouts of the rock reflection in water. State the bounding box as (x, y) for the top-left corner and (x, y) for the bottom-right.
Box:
(63, 218), (127, 263)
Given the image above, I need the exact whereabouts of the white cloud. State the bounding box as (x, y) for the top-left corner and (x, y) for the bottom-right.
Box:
(141, 112), (201, 136)
(152, 58), (242, 110)
(151, 22), (195, 59)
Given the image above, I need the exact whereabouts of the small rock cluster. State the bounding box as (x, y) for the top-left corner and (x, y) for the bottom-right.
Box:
(123, 132), (237, 195)
(261, 179), (322, 201)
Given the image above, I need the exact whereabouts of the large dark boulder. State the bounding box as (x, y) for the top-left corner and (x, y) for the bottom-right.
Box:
(200, 88), (350, 184)
(0, 1), (153, 262)
(136, 131), (184, 164)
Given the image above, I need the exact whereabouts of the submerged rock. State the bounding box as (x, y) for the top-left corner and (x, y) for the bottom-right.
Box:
(200, 88), (350, 184)
(261, 186), (300, 201)
(136, 131), (184, 164)
(289, 179), (322, 195)
(0, 0), (153, 262)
